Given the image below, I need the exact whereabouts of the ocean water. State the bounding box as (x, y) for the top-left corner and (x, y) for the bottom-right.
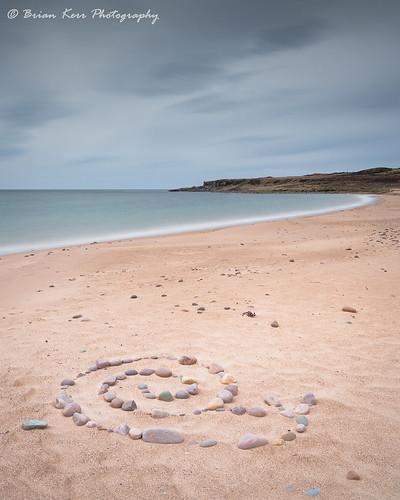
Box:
(0, 190), (374, 255)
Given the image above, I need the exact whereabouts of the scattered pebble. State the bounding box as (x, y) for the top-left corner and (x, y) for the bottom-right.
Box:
(86, 421), (97, 428)
(199, 439), (217, 448)
(139, 368), (155, 376)
(109, 358), (122, 367)
(208, 363), (224, 374)
(129, 427), (143, 440)
(302, 393), (317, 405)
(138, 383), (148, 390)
(296, 424), (306, 433)
(280, 409), (295, 418)
(207, 398), (224, 410)
(264, 394), (282, 407)
(116, 373), (127, 380)
(155, 367), (172, 378)
(296, 415), (309, 426)
(178, 355), (197, 365)
(175, 390), (189, 399)
(218, 389), (233, 403)
(73, 413), (89, 426)
(346, 470), (361, 481)
(237, 434), (268, 450)
(151, 409), (169, 419)
(231, 406), (246, 415)
(181, 376), (197, 385)
(110, 398), (124, 409)
(62, 402), (81, 417)
(294, 404), (310, 415)
(221, 373), (236, 385)
(158, 391), (174, 402)
(103, 375), (117, 386)
(342, 306), (357, 313)
(114, 423), (130, 435)
(96, 359), (110, 369)
(304, 488), (320, 497)
(270, 320), (279, 328)
(225, 384), (238, 396)
(247, 407), (267, 417)
(60, 379), (75, 386)
(125, 369), (138, 376)
(122, 400), (137, 411)
(142, 428), (184, 444)
(187, 383), (199, 395)
(281, 431), (296, 441)
(21, 419), (48, 430)
(104, 392), (116, 402)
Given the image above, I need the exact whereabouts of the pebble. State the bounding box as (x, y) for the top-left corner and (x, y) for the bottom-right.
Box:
(237, 434), (268, 450)
(187, 383), (199, 395)
(86, 421), (97, 428)
(130, 294), (138, 299)
(142, 428), (184, 444)
(181, 376), (197, 385)
(88, 365), (97, 372)
(62, 402), (81, 417)
(304, 488), (320, 497)
(175, 390), (189, 399)
(138, 383), (148, 390)
(302, 392), (317, 405)
(247, 407), (267, 417)
(271, 438), (285, 446)
(346, 470), (361, 480)
(207, 398), (224, 410)
(139, 368), (155, 376)
(178, 355), (197, 365)
(296, 424), (306, 433)
(125, 369), (138, 376)
(231, 406), (246, 415)
(103, 375), (117, 386)
(122, 400), (137, 411)
(264, 394), (282, 407)
(144, 393), (156, 399)
(294, 404), (310, 415)
(218, 389), (233, 403)
(98, 384), (109, 395)
(21, 419), (48, 430)
(104, 392), (116, 402)
(296, 415), (309, 426)
(221, 373), (236, 385)
(122, 356), (133, 364)
(280, 409), (295, 418)
(199, 439), (217, 448)
(110, 398), (124, 408)
(73, 413), (89, 426)
(53, 393), (72, 409)
(225, 384), (238, 396)
(208, 363), (224, 374)
(155, 367), (172, 378)
(129, 427), (143, 440)
(281, 431), (296, 441)
(193, 409), (202, 415)
(116, 373), (127, 380)
(114, 423), (130, 435)
(342, 306), (357, 313)
(60, 379), (75, 386)
(151, 409), (169, 419)
(158, 391), (174, 402)
(96, 359), (110, 369)
(271, 320), (280, 328)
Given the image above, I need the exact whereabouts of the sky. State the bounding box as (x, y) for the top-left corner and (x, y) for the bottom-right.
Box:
(0, 0), (399, 189)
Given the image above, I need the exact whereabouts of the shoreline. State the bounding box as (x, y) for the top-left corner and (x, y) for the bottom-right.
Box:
(1, 192), (376, 258)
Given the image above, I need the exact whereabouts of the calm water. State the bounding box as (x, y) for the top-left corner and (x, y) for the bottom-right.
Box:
(0, 190), (374, 255)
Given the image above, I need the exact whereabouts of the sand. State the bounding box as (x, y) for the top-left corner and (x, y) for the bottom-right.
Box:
(0, 194), (399, 500)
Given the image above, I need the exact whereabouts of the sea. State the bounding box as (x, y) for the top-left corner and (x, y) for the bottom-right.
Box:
(0, 190), (374, 255)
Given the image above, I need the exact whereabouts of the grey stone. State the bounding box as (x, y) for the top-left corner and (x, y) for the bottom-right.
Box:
(62, 402), (81, 417)
(294, 403), (310, 415)
(264, 394), (282, 407)
(73, 413), (89, 426)
(103, 375), (117, 386)
(231, 406), (246, 415)
(114, 423), (130, 435)
(104, 392), (116, 402)
(96, 359), (110, 369)
(109, 358), (123, 366)
(217, 389), (233, 403)
(116, 373), (127, 380)
(282, 431), (296, 441)
(60, 379), (75, 386)
(199, 439), (217, 448)
(187, 384), (199, 395)
(151, 409), (169, 419)
(155, 367), (172, 378)
(296, 415), (309, 426)
(175, 390), (189, 399)
(158, 391), (174, 402)
(302, 392), (317, 405)
(22, 419), (48, 430)
(122, 356), (134, 364)
(144, 393), (156, 399)
(225, 384), (238, 396)
(237, 434), (268, 450)
(110, 398), (124, 408)
(125, 369), (138, 376)
(138, 383), (148, 390)
(139, 368), (155, 376)
(295, 424), (306, 433)
(142, 428), (184, 444)
(247, 407), (267, 417)
(280, 409), (295, 418)
(98, 384), (109, 395)
(129, 427), (142, 440)
(122, 400), (137, 411)
(208, 363), (224, 374)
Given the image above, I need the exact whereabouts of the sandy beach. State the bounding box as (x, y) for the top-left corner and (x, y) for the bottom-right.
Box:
(0, 194), (399, 500)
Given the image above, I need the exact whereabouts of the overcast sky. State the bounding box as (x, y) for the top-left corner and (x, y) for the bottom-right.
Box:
(0, 0), (399, 188)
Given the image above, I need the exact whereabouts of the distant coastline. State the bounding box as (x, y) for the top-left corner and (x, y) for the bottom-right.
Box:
(170, 167), (400, 194)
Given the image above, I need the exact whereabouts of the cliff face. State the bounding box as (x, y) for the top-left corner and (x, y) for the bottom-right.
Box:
(170, 167), (400, 194)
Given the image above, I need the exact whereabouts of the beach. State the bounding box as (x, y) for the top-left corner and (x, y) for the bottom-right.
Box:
(0, 193), (399, 499)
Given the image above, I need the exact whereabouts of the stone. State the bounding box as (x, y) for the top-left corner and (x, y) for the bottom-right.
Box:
(88, 365), (97, 372)
(178, 355), (197, 366)
(217, 389), (233, 403)
(125, 369), (138, 376)
(139, 368), (155, 376)
(346, 470), (361, 481)
(175, 390), (189, 399)
(73, 413), (89, 426)
(122, 400), (137, 411)
(181, 376), (197, 385)
(114, 423), (130, 435)
(130, 294), (138, 299)
(151, 409), (169, 419)
(199, 439), (217, 448)
(110, 398), (124, 408)
(103, 375), (117, 386)
(62, 402), (81, 417)
(53, 393), (72, 409)
(280, 409), (295, 418)
(138, 383), (148, 390)
(271, 320), (279, 328)
(208, 363), (224, 374)
(296, 415), (309, 427)
(207, 398), (224, 410)
(294, 403), (310, 415)
(225, 384), (238, 396)
(155, 367), (172, 378)
(237, 434), (268, 450)
(281, 431), (296, 441)
(304, 488), (320, 497)
(247, 407), (267, 417)
(122, 356), (133, 364)
(129, 428), (142, 440)
(60, 378), (75, 386)
(104, 392), (116, 402)
(144, 393), (156, 399)
(231, 406), (246, 415)
(221, 373), (236, 385)
(158, 391), (174, 402)
(302, 392), (317, 405)
(264, 394), (282, 407)
(21, 419), (48, 430)
(193, 409), (202, 415)
(296, 424), (306, 433)
(142, 428), (184, 444)
(96, 359), (110, 369)
(342, 306), (357, 313)
(98, 384), (109, 395)
(86, 420), (97, 428)
(116, 373), (127, 380)
(187, 383), (199, 395)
